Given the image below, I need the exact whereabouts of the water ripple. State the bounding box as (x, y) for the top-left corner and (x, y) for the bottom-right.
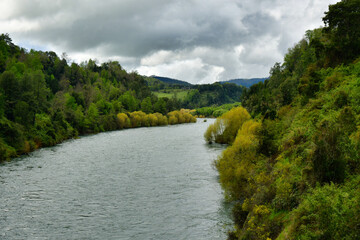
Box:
(0, 119), (232, 239)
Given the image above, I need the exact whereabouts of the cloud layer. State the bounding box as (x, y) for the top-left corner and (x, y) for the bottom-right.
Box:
(0, 0), (339, 84)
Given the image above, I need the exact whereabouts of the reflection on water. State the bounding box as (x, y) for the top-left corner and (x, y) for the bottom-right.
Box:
(0, 119), (232, 240)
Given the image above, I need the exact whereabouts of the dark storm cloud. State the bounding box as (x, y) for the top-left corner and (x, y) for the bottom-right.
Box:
(242, 12), (280, 37)
(9, 0), (251, 57)
(0, 0), (339, 83)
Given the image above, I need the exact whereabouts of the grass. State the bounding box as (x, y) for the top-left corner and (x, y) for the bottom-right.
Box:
(153, 89), (190, 101)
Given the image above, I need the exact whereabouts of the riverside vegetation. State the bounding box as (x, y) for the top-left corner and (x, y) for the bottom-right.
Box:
(206, 0), (360, 239)
(0, 36), (197, 161)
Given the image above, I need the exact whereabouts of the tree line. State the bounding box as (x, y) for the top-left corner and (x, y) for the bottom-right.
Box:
(0, 35), (195, 161)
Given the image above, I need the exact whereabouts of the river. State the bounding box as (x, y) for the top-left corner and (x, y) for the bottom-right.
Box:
(0, 119), (232, 239)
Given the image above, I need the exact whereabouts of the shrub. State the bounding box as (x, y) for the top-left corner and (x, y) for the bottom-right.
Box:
(283, 179), (360, 240)
(205, 106), (251, 144)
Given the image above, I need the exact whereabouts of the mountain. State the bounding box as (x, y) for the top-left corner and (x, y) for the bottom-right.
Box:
(150, 75), (192, 86)
(221, 78), (267, 88)
(150, 75), (267, 88)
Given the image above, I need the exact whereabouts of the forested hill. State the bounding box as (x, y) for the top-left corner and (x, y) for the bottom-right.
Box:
(145, 76), (245, 109)
(150, 75), (192, 86)
(221, 77), (267, 88)
(0, 34), (245, 161)
(0, 35), (197, 161)
(206, 0), (360, 239)
(150, 75), (267, 88)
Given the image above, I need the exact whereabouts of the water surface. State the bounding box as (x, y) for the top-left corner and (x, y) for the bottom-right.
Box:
(0, 119), (232, 239)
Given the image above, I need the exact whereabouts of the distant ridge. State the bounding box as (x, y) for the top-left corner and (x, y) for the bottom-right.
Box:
(221, 78), (268, 88)
(150, 75), (267, 88)
(151, 75), (193, 86)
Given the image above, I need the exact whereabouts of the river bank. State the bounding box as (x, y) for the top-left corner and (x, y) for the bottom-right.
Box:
(0, 109), (196, 162)
(0, 119), (232, 239)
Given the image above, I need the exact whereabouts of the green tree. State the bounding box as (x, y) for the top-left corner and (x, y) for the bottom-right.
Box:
(23, 70), (50, 123)
(141, 97), (153, 114)
(85, 103), (99, 132)
(323, 0), (360, 63)
(119, 91), (138, 112)
(13, 101), (32, 126)
(0, 34), (19, 72)
(0, 71), (19, 120)
(0, 92), (4, 118)
(154, 98), (167, 114)
(313, 121), (346, 183)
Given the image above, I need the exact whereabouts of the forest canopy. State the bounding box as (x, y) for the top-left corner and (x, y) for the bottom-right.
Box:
(0, 35), (200, 161)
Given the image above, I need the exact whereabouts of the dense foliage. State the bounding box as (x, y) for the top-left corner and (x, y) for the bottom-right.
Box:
(221, 78), (267, 88)
(184, 83), (244, 109)
(146, 76), (244, 108)
(208, 1), (360, 239)
(0, 35), (195, 161)
(204, 106), (250, 144)
(195, 102), (241, 118)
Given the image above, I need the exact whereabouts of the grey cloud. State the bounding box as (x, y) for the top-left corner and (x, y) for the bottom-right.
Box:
(2, 0), (339, 84)
(16, 0), (252, 56)
(242, 12), (280, 37)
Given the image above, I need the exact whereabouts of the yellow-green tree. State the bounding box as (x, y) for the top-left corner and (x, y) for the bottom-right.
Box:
(129, 111), (148, 127)
(154, 113), (168, 125)
(116, 113), (130, 129)
(148, 114), (158, 126)
(215, 119), (261, 200)
(167, 109), (196, 125)
(205, 106), (251, 144)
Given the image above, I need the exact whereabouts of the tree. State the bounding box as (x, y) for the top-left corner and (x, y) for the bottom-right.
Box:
(154, 98), (167, 114)
(0, 34), (19, 72)
(22, 70), (50, 123)
(0, 92), (4, 118)
(85, 103), (99, 132)
(323, 0), (360, 62)
(205, 106), (251, 144)
(13, 101), (32, 126)
(119, 91), (138, 112)
(0, 71), (19, 120)
(141, 97), (153, 114)
(313, 121), (346, 183)
(116, 113), (130, 129)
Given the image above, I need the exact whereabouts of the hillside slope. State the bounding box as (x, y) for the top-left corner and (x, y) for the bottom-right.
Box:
(206, 1), (360, 239)
(0, 34), (194, 161)
(145, 75), (245, 109)
(150, 75), (192, 86)
(221, 78), (267, 88)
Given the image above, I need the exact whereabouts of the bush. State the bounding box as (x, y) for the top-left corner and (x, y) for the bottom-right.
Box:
(313, 120), (346, 183)
(0, 138), (17, 161)
(215, 119), (261, 200)
(204, 106), (251, 144)
(283, 178), (360, 240)
(167, 109), (196, 125)
(116, 113), (131, 129)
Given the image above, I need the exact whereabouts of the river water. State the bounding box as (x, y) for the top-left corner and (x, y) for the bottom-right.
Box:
(0, 119), (232, 239)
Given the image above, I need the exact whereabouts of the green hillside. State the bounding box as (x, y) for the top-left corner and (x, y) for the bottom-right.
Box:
(221, 78), (267, 88)
(0, 34), (244, 161)
(152, 89), (190, 101)
(206, 0), (360, 239)
(145, 76), (245, 108)
(150, 75), (192, 86)
(0, 35), (195, 161)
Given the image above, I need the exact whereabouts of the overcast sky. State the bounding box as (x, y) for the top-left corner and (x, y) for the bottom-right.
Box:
(0, 0), (339, 84)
